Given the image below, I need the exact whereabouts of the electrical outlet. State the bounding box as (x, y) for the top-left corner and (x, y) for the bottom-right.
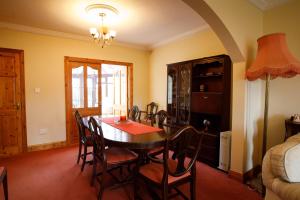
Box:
(39, 128), (48, 135)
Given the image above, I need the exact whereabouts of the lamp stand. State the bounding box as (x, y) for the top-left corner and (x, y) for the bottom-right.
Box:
(262, 73), (270, 161)
(261, 73), (270, 196)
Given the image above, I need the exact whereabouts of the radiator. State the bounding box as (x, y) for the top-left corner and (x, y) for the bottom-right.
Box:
(218, 131), (231, 171)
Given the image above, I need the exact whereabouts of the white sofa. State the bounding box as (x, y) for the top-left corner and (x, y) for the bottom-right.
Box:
(262, 133), (300, 200)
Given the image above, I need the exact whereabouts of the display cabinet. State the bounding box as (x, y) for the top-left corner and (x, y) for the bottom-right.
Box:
(166, 55), (232, 167)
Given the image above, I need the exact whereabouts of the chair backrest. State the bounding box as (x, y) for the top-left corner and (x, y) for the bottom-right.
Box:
(154, 110), (169, 127)
(128, 105), (140, 121)
(88, 117), (107, 164)
(145, 102), (158, 119)
(74, 110), (86, 140)
(162, 125), (204, 178)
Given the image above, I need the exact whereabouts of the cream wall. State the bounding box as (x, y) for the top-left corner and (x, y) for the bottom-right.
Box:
(263, 0), (300, 149)
(0, 28), (150, 146)
(149, 28), (226, 108)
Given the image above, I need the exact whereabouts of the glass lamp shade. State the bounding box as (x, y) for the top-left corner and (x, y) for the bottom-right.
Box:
(246, 33), (300, 81)
(89, 27), (97, 35)
(109, 30), (116, 38)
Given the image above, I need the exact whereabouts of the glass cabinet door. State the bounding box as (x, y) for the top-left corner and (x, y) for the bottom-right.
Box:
(167, 65), (178, 124)
(178, 63), (191, 125)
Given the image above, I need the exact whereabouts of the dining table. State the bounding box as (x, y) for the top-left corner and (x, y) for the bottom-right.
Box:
(81, 115), (179, 151)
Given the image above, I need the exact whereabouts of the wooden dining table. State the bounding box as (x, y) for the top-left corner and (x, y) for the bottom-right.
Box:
(82, 115), (178, 150)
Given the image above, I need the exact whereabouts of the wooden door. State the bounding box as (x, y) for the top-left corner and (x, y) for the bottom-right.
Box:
(0, 48), (26, 156)
(65, 58), (101, 145)
(65, 57), (133, 145)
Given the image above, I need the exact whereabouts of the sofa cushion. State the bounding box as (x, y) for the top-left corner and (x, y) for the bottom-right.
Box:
(270, 135), (300, 183)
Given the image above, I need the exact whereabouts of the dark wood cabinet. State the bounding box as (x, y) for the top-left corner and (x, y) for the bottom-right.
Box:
(285, 119), (300, 140)
(167, 61), (192, 126)
(167, 55), (232, 167)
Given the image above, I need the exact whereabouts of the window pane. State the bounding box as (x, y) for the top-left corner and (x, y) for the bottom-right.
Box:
(120, 67), (127, 115)
(87, 66), (99, 108)
(72, 66), (84, 108)
(101, 64), (127, 116)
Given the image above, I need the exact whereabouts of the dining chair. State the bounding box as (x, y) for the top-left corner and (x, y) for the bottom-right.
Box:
(152, 110), (169, 127)
(148, 110), (171, 157)
(74, 110), (93, 172)
(139, 102), (158, 125)
(135, 125), (204, 200)
(128, 105), (140, 121)
(0, 166), (8, 200)
(88, 117), (138, 200)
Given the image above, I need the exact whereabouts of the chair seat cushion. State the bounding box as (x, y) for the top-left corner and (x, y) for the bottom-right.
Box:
(0, 166), (5, 175)
(139, 159), (190, 184)
(148, 147), (164, 155)
(106, 147), (138, 165)
(0, 166), (6, 181)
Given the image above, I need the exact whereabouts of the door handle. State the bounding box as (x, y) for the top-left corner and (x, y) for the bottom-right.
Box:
(16, 102), (21, 110)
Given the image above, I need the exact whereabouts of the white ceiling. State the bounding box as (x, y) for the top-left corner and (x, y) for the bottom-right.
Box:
(248, 0), (291, 10)
(0, 0), (292, 49)
(0, 0), (207, 49)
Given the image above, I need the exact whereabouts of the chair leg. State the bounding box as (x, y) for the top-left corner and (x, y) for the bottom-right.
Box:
(77, 142), (82, 164)
(98, 171), (105, 200)
(190, 178), (196, 200)
(133, 174), (138, 200)
(81, 145), (87, 172)
(97, 183), (104, 200)
(90, 158), (97, 186)
(3, 170), (8, 200)
(162, 187), (168, 200)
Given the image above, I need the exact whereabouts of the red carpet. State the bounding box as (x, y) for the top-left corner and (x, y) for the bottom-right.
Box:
(0, 147), (262, 200)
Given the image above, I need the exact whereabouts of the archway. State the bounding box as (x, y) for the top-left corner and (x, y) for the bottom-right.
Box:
(182, 0), (263, 177)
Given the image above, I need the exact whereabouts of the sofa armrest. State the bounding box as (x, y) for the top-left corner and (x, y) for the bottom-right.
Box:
(263, 137), (300, 200)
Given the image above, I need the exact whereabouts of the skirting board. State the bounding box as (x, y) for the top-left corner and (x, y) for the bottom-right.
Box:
(229, 170), (244, 182)
(27, 141), (67, 152)
(229, 165), (261, 183)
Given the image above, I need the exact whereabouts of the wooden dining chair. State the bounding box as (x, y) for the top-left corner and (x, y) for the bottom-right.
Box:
(74, 110), (93, 172)
(135, 125), (204, 200)
(0, 167), (8, 200)
(152, 110), (169, 127)
(128, 105), (140, 121)
(88, 117), (138, 200)
(148, 110), (171, 157)
(139, 102), (158, 125)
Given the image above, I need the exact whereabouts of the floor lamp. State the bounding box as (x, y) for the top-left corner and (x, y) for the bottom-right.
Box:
(246, 33), (300, 194)
(246, 33), (300, 162)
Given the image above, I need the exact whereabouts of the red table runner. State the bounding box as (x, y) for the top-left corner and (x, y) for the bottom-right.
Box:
(102, 117), (162, 135)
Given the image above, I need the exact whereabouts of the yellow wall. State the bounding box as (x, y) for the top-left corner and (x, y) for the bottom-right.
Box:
(263, 0), (300, 148)
(149, 28), (227, 108)
(0, 28), (150, 146)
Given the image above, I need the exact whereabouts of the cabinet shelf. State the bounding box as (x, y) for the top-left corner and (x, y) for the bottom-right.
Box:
(192, 91), (223, 95)
(192, 73), (223, 78)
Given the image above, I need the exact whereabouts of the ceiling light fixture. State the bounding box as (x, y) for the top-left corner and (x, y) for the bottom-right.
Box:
(86, 4), (119, 48)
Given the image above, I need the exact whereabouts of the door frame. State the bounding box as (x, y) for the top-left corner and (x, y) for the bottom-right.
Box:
(0, 47), (27, 153)
(64, 56), (133, 145)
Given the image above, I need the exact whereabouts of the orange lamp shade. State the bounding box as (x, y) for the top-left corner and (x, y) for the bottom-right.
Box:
(246, 33), (300, 81)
